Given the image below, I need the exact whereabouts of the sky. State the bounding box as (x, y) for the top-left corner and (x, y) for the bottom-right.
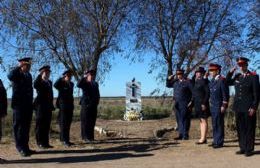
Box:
(98, 56), (166, 97)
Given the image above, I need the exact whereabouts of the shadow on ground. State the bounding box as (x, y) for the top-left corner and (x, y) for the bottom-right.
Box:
(4, 153), (153, 164)
(3, 137), (179, 164)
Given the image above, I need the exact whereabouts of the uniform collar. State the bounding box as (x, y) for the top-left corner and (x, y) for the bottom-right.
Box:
(242, 70), (250, 76)
(179, 77), (187, 82)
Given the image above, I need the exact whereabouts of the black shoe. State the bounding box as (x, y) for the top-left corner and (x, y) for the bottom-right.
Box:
(65, 142), (75, 146)
(208, 143), (216, 147)
(68, 142), (75, 146)
(0, 158), (7, 163)
(245, 151), (254, 157)
(196, 140), (207, 145)
(45, 144), (54, 149)
(63, 141), (71, 147)
(84, 139), (94, 144)
(19, 150), (31, 157)
(236, 150), (245, 155)
(38, 144), (48, 149)
(28, 149), (37, 155)
(174, 136), (183, 140)
(182, 137), (189, 140)
(213, 144), (223, 149)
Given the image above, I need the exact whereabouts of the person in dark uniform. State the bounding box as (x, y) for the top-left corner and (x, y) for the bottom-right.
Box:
(33, 65), (55, 149)
(77, 69), (100, 143)
(7, 57), (35, 157)
(0, 79), (7, 142)
(54, 70), (74, 147)
(226, 57), (259, 157)
(191, 67), (210, 144)
(0, 79), (7, 162)
(208, 63), (229, 149)
(166, 69), (193, 140)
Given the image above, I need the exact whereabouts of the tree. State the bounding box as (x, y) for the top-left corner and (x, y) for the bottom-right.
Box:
(246, 0), (260, 69)
(134, 0), (251, 89)
(0, 0), (136, 81)
(247, 0), (260, 52)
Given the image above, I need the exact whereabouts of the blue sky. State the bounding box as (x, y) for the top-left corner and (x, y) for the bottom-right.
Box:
(99, 56), (166, 97)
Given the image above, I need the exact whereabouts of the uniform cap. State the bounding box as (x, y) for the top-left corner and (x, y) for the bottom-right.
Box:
(39, 65), (51, 72)
(209, 63), (221, 71)
(18, 57), (32, 65)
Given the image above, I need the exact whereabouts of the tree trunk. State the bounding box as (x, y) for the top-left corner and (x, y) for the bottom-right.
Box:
(167, 58), (173, 76)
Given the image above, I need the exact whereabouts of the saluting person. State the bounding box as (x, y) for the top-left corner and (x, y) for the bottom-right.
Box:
(77, 70), (100, 143)
(8, 57), (35, 157)
(34, 65), (54, 149)
(54, 70), (74, 147)
(166, 69), (193, 140)
(226, 57), (259, 157)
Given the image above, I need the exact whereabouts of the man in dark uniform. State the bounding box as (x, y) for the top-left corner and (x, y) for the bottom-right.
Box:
(0, 78), (7, 162)
(191, 67), (210, 144)
(77, 69), (100, 143)
(34, 65), (55, 149)
(8, 57), (35, 157)
(208, 63), (229, 149)
(166, 69), (193, 140)
(226, 57), (259, 157)
(54, 70), (74, 147)
(0, 79), (7, 142)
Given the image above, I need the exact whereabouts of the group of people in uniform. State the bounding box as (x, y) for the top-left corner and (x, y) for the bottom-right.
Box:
(166, 57), (259, 157)
(0, 56), (259, 160)
(0, 57), (100, 158)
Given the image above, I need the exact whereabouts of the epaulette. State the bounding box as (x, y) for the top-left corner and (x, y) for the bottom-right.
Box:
(250, 71), (257, 76)
(220, 76), (226, 80)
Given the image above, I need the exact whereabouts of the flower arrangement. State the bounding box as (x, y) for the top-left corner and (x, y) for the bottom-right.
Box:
(124, 109), (143, 121)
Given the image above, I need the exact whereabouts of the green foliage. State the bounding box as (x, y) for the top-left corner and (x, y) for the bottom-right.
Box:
(142, 106), (171, 120)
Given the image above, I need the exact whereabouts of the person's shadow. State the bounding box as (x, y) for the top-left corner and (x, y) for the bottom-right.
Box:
(3, 138), (178, 164)
(4, 153), (153, 164)
(33, 138), (178, 155)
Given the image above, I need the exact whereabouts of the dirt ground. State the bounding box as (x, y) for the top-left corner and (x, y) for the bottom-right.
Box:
(0, 118), (260, 168)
